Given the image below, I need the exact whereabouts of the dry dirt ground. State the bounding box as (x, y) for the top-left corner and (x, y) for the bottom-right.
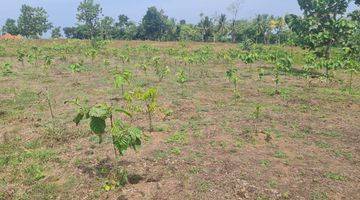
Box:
(0, 40), (359, 200)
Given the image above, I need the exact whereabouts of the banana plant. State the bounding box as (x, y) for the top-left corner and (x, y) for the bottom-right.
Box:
(66, 98), (142, 156)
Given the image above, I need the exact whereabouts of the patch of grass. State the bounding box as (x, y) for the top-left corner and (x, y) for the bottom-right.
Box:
(234, 138), (245, 148)
(268, 179), (278, 188)
(23, 182), (59, 199)
(290, 132), (308, 139)
(263, 87), (294, 100)
(333, 149), (352, 160)
(166, 132), (188, 145)
(274, 150), (287, 159)
(24, 164), (46, 184)
(324, 172), (347, 181)
(256, 195), (270, 200)
(25, 139), (42, 149)
(193, 131), (204, 139)
(197, 180), (212, 192)
(89, 135), (100, 143)
(189, 166), (202, 174)
(154, 123), (170, 132)
(315, 141), (331, 149)
(170, 147), (181, 155)
(310, 191), (328, 200)
(318, 131), (341, 138)
(153, 150), (168, 160)
(260, 159), (271, 167)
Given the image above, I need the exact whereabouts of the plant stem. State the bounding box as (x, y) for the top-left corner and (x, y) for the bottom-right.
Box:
(45, 90), (55, 120)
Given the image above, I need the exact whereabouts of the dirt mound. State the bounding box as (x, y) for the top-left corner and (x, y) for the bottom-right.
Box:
(0, 33), (22, 40)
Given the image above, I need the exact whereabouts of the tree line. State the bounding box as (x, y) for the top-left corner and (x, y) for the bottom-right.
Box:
(1, 0), (359, 48)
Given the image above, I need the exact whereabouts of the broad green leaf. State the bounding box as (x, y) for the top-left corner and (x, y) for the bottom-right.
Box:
(90, 117), (106, 135)
(89, 105), (110, 119)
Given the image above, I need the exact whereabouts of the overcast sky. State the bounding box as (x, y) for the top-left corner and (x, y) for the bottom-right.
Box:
(0, 0), (304, 27)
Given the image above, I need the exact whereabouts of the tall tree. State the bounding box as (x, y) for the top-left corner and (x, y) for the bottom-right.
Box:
(198, 14), (214, 42)
(2, 19), (19, 35)
(76, 0), (102, 39)
(215, 14), (228, 42)
(100, 16), (115, 39)
(51, 27), (62, 38)
(63, 26), (88, 39)
(227, 0), (242, 43)
(17, 5), (52, 38)
(180, 24), (200, 41)
(254, 14), (271, 44)
(141, 7), (167, 40)
(286, 0), (353, 75)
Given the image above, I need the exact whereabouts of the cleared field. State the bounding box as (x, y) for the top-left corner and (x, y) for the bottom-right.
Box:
(0, 40), (359, 200)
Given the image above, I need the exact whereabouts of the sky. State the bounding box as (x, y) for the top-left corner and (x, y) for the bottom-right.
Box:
(0, 0), (303, 28)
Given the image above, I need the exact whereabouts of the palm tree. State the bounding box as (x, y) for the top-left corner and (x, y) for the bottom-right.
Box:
(198, 14), (213, 42)
(217, 14), (227, 42)
(254, 14), (270, 44)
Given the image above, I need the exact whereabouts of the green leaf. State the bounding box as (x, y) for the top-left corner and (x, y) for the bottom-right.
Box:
(90, 117), (106, 135)
(128, 127), (142, 150)
(113, 107), (132, 117)
(111, 120), (142, 156)
(114, 75), (125, 88)
(73, 112), (84, 125)
(89, 104), (110, 119)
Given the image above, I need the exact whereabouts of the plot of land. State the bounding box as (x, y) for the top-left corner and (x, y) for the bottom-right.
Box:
(0, 40), (359, 200)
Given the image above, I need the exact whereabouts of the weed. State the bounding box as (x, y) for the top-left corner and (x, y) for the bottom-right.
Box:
(260, 159), (271, 167)
(166, 132), (188, 145)
(170, 147), (181, 155)
(315, 141), (331, 149)
(274, 150), (287, 159)
(324, 172), (347, 181)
